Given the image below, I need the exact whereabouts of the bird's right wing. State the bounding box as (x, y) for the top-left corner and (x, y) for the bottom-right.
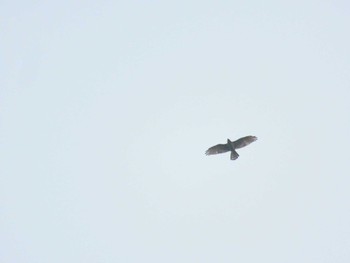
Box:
(232, 136), (257, 149)
(205, 144), (230, 155)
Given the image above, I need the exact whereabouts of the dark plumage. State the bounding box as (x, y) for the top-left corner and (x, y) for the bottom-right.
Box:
(205, 136), (257, 160)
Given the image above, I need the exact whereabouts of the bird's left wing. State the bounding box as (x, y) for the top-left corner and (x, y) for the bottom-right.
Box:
(205, 144), (230, 155)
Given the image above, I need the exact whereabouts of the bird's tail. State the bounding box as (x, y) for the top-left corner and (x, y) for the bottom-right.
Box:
(230, 150), (239, 160)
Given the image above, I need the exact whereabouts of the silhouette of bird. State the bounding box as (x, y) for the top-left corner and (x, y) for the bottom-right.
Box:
(205, 136), (257, 160)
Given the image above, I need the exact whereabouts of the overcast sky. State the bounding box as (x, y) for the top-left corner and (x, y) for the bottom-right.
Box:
(1, 1), (350, 262)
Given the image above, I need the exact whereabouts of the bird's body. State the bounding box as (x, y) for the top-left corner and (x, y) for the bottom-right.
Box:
(205, 136), (257, 160)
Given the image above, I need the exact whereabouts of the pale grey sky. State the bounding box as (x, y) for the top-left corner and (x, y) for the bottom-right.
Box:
(1, 1), (350, 262)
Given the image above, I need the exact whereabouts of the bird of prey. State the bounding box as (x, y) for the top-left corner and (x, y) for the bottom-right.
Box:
(205, 136), (257, 160)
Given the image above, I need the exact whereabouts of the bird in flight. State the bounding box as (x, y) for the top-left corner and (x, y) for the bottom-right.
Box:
(205, 136), (257, 160)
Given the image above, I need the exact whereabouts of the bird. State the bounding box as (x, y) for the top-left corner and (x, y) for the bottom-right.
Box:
(205, 136), (257, 160)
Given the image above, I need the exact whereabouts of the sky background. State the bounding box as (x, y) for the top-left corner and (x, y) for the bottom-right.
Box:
(1, 1), (350, 262)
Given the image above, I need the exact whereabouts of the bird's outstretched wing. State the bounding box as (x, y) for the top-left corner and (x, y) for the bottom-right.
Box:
(205, 144), (230, 155)
(232, 136), (257, 149)
(230, 150), (239, 160)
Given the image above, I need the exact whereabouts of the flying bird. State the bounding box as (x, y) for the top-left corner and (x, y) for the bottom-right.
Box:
(205, 136), (257, 160)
